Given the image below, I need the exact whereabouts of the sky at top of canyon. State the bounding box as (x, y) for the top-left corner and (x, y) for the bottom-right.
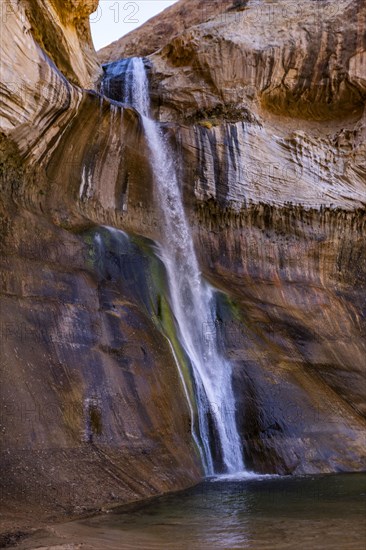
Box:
(90, 0), (178, 50)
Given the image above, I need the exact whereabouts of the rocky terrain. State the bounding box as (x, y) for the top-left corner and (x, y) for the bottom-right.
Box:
(98, 0), (242, 62)
(0, 0), (365, 542)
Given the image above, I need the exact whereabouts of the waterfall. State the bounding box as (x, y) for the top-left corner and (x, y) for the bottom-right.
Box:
(102, 58), (245, 476)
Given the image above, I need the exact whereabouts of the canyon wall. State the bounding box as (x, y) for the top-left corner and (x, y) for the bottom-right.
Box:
(0, 0), (201, 537)
(0, 0), (365, 536)
(143, 0), (366, 474)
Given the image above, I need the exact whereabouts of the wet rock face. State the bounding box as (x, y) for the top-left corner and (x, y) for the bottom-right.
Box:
(193, 204), (366, 474)
(0, 0), (366, 531)
(143, 1), (365, 476)
(0, 0), (201, 532)
(142, 0), (365, 474)
(0, 210), (202, 525)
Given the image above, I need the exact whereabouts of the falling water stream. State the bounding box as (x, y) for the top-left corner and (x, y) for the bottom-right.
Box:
(102, 58), (245, 476)
(12, 56), (365, 550)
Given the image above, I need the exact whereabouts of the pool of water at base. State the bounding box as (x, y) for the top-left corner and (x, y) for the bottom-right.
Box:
(19, 473), (366, 549)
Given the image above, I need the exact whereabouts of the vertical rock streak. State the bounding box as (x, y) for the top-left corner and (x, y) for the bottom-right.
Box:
(103, 58), (245, 475)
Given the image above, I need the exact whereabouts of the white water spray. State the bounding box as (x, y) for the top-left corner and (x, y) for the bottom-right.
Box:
(103, 58), (245, 475)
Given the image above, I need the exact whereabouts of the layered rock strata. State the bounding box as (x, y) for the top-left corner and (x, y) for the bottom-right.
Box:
(0, 0), (201, 536)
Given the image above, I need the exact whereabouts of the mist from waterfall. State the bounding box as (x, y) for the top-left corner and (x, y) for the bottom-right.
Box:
(102, 57), (245, 476)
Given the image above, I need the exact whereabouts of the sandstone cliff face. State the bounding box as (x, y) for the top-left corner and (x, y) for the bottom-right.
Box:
(148, 0), (366, 209)
(0, 0), (365, 536)
(0, 0), (201, 536)
(98, 0), (240, 63)
(193, 205), (366, 473)
(99, 0), (366, 475)
(148, 0), (366, 474)
(150, 0), (366, 121)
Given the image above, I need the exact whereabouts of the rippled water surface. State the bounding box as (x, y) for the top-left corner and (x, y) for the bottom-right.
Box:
(22, 473), (366, 549)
